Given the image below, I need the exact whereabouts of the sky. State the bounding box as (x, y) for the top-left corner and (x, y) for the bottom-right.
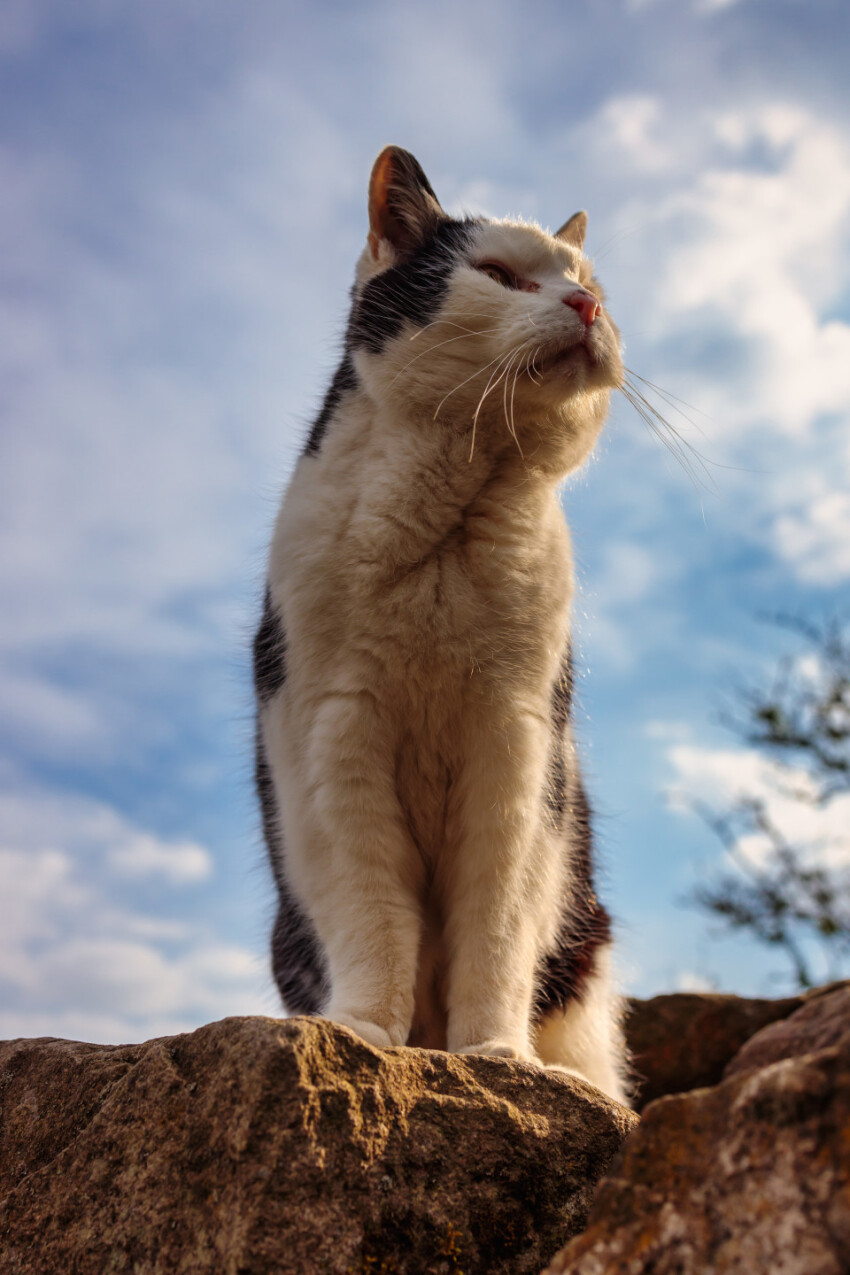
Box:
(2, 0), (849, 1044)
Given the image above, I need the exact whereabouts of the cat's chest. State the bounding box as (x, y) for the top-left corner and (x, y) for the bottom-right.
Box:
(275, 444), (573, 693)
(353, 496), (570, 657)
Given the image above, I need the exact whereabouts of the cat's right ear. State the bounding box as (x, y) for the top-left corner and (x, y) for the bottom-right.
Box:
(555, 211), (588, 250)
(368, 146), (445, 262)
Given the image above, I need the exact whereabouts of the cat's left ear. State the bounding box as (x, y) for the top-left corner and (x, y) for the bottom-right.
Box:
(368, 146), (445, 262)
(555, 211), (588, 250)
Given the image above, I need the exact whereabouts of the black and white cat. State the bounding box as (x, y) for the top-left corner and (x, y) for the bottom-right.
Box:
(254, 146), (628, 1104)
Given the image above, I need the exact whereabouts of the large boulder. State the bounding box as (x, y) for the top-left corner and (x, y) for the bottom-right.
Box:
(545, 995), (850, 1275)
(724, 983), (850, 1078)
(624, 990), (802, 1109)
(0, 1015), (636, 1274)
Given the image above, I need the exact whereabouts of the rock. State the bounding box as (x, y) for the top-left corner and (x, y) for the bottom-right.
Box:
(543, 1037), (850, 1275)
(725, 982), (850, 1078)
(0, 1015), (637, 1275)
(625, 990), (802, 1108)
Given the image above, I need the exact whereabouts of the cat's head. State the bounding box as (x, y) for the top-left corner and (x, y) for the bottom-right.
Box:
(347, 146), (622, 471)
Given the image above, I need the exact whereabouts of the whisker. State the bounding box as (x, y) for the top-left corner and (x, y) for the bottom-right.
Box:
(502, 348), (526, 459)
(623, 376), (717, 483)
(433, 348), (512, 421)
(390, 328), (500, 386)
(590, 224), (639, 265)
(468, 347), (521, 462)
(527, 344), (544, 384)
(501, 350), (517, 451)
(410, 322), (481, 341)
(623, 387), (703, 483)
(622, 370), (758, 478)
(508, 351), (526, 458)
(623, 367), (711, 433)
(410, 314), (503, 340)
(619, 382), (713, 502)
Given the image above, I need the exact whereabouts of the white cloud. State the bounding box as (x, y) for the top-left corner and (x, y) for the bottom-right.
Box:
(674, 970), (717, 992)
(0, 67), (364, 678)
(0, 782), (273, 1042)
(579, 538), (668, 669)
(21, 936), (258, 1020)
(0, 787), (213, 882)
(581, 94), (850, 589)
(627, 0), (744, 11)
(584, 96), (675, 174)
(774, 488), (850, 585)
(0, 1008), (191, 1045)
(668, 742), (808, 805)
(0, 667), (106, 755)
(667, 741), (850, 871)
(645, 720), (695, 743)
(370, 6), (519, 159)
(595, 541), (658, 606)
(107, 835), (212, 884)
(656, 104), (850, 435)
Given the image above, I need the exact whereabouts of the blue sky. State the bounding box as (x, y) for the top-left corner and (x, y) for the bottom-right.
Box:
(2, 0), (850, 1042)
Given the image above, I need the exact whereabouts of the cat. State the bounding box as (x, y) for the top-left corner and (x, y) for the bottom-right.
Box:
(254, 145), (628, 1105)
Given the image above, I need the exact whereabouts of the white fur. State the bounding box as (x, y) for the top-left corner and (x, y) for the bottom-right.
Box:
(534, 945), (628, 1103)
(259, 215), (629, 1104)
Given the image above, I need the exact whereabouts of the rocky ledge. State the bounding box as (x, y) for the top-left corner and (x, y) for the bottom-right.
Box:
(547, 982), (850, 1275)
(0, 1015), (634, 1274)
(0, 985), (847, 1274)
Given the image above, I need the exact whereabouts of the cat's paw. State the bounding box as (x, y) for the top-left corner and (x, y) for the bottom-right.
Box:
(456, 1039), (539, 1065)
(325, 1012), (395, 1050)
(543, 1062), (593, 1085)
(544, 1062), (629, 1105)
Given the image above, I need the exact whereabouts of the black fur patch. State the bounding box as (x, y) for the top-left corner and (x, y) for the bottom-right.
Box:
(270, 885), (330, 1015)
(347, 218), (476, 354)
(253, 588), (287, 703)
(253, 596), (329, 1012)
(534, 775), (612, 1016)
(545, 646), (574, 832)
(256, 730), (330, 1015)
(304, 353), (358, 456)
(535, 645), (612, 1015)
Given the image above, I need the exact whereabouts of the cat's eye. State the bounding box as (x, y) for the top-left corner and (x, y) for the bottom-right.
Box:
(477, 261), (517, 289)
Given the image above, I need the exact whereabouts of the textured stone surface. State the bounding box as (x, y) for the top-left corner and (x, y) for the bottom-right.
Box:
(625, 990), (802, 1108)
(725, 982), (850, 1078)
(0, 1015), (636, 1275)
(543, 1038), (850, 1275)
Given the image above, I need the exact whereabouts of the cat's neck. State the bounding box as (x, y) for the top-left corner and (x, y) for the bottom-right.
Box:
(377, 391), (604, 492)
(369, 397), (559, 513)
(300, 389), (565, 580)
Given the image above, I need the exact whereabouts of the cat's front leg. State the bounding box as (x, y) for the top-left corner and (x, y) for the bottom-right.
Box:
(443, 708), (553, 1064)
(273, 691), (423, 1049)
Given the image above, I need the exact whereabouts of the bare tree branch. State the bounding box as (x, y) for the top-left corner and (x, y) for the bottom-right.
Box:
(687, 616), (850, 990)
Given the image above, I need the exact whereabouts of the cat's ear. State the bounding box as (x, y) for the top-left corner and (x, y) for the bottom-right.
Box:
(555, 211), (588, 250)
(368, 146), (445, 262)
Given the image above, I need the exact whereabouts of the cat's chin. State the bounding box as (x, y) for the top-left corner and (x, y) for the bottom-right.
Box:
(539, 341), (619, 395)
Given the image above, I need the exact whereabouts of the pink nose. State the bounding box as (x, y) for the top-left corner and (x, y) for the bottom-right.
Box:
(564, 289), (600, 326)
